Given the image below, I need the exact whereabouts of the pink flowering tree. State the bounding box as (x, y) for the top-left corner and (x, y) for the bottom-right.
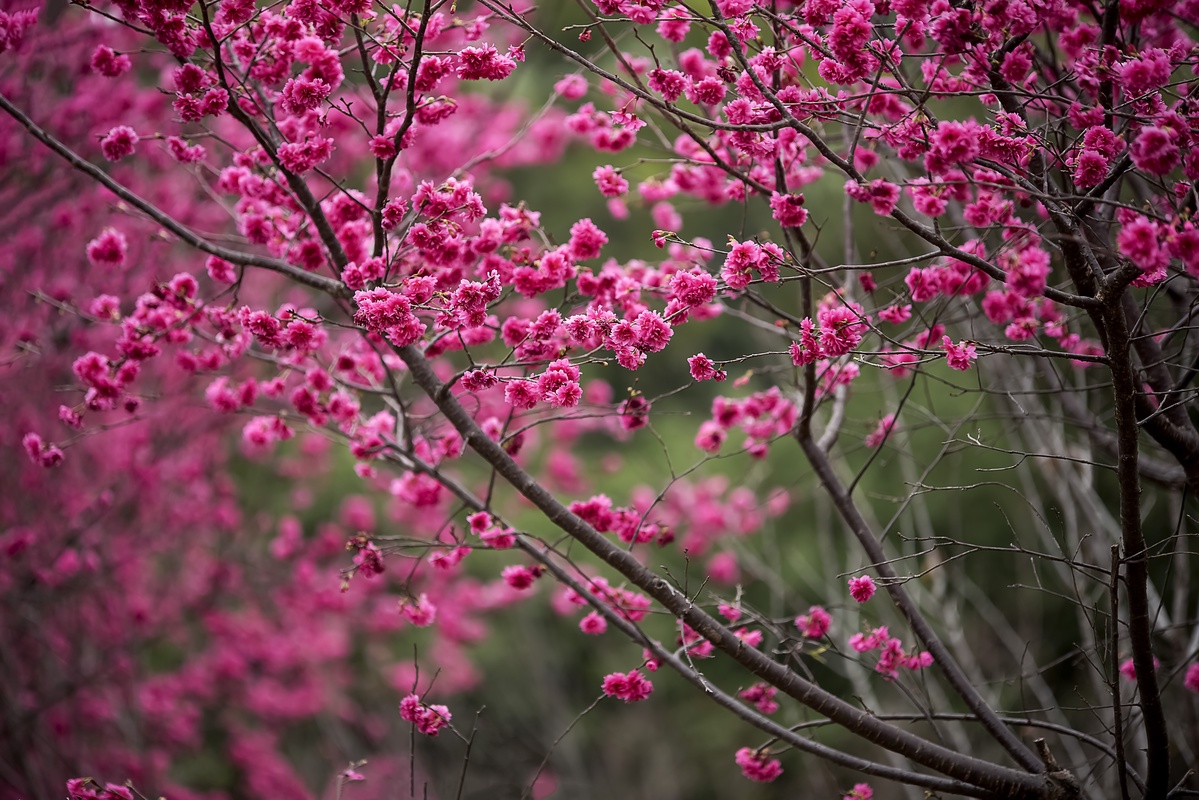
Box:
(4, 0), (1199, 798)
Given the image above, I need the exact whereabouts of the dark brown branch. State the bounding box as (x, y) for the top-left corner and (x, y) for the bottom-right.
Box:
(1101, 299), (1171, 798)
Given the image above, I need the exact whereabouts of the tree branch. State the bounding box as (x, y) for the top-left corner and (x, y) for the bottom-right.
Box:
(0, 92), (351, 300)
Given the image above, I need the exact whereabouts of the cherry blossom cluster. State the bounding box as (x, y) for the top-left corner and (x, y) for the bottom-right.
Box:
(601, 668), (654, 702)
(6, 0), (1199, 794)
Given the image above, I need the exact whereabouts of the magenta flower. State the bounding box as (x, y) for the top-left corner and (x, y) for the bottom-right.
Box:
(848, 575), (876, 603)
(734, 747), (783, 783)
(601, 669), (653, 702)
(795, 605), (832, 638)
(942, 336), (978, 371)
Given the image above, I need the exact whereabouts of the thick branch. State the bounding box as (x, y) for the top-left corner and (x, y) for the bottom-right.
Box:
(1102, 300), (1170, 798)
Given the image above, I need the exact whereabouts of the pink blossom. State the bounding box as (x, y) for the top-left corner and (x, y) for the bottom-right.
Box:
(502, 565), (541, 590)
(648, 68), (688, 102)
(671, 268), (718, 307)
(734, 747), (782, 782)
(845, 178), (900, 215)
(789, 318), (823, 365)
(618, 395), (651, 429)
(865, 414), (896, 447)
(399, 694), (452, 736)
(1130, 126), (1180, 176)
(1184, 664), (1199, 693)
(278, 136), (334, 174)
(456, 44), (517, 81)
(686, 75), (727, 106)
(906, 266), (941, 303)
(1082, 126), (1122, 159)
(844, 782), (874, 800)
(480, 527), (517, 549)
(695, 420), (726, 453)
(351, 541), (385, 577)
(707, 551), (739, 583)
(688, 353), (727, 382)
(769, 192), (808, 227)
(280, 76), (331, 115)
(848, 575), (876, 603)
(553, 74), (588, 99)
(66, 778), (100, 800)
(86, 228), (127, 268)
(739, 683), (779, 714)
(601, 669), (653, 702)
(927, 119), (980, 170)
(579, 610), (608, 634)
(399, 593), (436, 627)
(369, 135), (397, 160)
(877, 304), (913, 329)
(1119, 656), (1160, 681)
(735, 627), (763, 648)
(22, 432), (64, 468)
(58, 405), (83, 429)
(537, 359), (583, 408)
(657, 7), (691, 41)
(818, 303), (869, 357)
(1117, 48), (1171, 96)
(100, 126), (138, 161)
(90, 45), (131, 76)
(1073, 150), (1109, 188)
(568, 218), (608, 260)
(167, 136), (206, 163)
(1117, 214), (1168, 273)
(429, 546), (472, 571)
(592, 164), (629, 197)
(942, 336), (977, 371)
(467, 511), (492, 534)
(795, 605), (831, 638)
